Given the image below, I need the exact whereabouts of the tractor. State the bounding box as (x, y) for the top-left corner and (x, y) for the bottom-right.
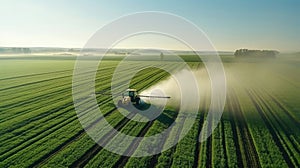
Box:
(119, 89), (141, 106)
(96, 88), (170, 107)
(118, 88), (171, 107)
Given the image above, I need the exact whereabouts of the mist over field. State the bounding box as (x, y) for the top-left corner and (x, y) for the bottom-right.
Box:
(141, 68), (211, 110)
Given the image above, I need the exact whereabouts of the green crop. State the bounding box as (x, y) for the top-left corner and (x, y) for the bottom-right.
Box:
(0, 54), (299, 167)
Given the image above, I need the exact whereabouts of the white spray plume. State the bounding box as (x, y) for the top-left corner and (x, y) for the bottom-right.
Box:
(141, 68), (211, 110)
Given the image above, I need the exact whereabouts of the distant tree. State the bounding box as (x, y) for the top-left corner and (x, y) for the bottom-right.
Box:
(22, 48), (31, 54)
(160, 52), (164, 61)
(234, 49), (279, 58)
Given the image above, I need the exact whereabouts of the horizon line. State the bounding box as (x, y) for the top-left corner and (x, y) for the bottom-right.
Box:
(1, 46), (296, 53)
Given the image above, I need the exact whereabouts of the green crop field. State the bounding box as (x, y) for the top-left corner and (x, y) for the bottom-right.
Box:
(0, 54), (299, 168)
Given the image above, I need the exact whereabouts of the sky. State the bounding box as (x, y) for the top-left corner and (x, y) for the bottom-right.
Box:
(0, 0), (299, 52)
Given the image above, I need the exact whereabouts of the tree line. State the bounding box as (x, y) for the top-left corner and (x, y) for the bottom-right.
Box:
(0, 47), (31, 54)
(234, 49), (279, 58)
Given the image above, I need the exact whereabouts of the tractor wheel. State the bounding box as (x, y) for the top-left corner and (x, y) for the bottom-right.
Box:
(136, 98), (141, 105)
(118, 100), (122, 107)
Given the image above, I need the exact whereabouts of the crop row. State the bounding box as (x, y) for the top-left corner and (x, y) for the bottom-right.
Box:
(78, 63), (184, 167)
(0, 61), (178, 165)
(33, 61), (182, 166)
(248, 89), (299, 167)
(1, 60), (299, 167)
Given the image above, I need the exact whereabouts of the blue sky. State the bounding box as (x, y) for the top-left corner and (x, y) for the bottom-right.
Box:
(0, 0), (299, 51)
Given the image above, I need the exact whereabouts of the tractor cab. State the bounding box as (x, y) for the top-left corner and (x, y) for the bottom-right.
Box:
(120, 89), (141, 105)
(122, 89), (137, 101)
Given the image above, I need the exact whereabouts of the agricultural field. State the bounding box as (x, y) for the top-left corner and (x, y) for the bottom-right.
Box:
(0, 53), (299, 167)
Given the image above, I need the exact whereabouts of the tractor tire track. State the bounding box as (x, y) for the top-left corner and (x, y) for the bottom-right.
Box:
(113, 109), (180, 168)
(264, 89), (300, 126)
(0, 107), (76, 161)
(112, 120), (155, 168)
(205, 113), (213, 168)
(70, 112), (137, 168)
(0, 86), (72, 123)
(159, 116), (186, 167)
(0, 101), (113, 161)
(252, 89), (300, 167)
(0, 67), (114, 104)
(220, 120), (229, 168)
(247, 89), (294, 167)
(0, 68), (138, 126)
(0, 74), (73, 92)
(1, 65), (170, 150)
(30, 107), (118, 167)
(73, 68), (177, 167)
(0, 64), (117, 82)
(0, 69), (72, 81)
(227, 95), (243, 168)
(0, 95), (114, 159)
(1, 63), (180, 167)
(228, 88), (261, 168)
(0, 64), (119, 94)
(193, 92), (207, 168)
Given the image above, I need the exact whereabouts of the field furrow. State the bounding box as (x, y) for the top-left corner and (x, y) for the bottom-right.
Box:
(1, 57), (299, 168)
(247, 89), (293, 167)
